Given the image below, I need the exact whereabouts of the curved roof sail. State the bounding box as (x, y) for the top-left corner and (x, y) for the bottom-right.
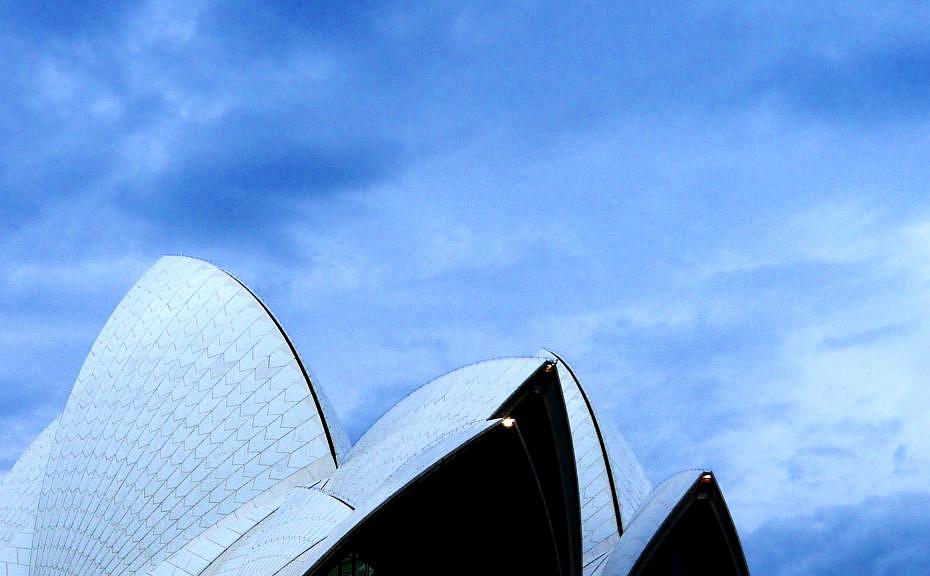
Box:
(0, 418), (58, 576)
(324, 356), (547, 506)
(542, 350), (653, 575)
(1, 255), (748, 576)
(30, 256), (349, 576)
(603, 470), (749, 576)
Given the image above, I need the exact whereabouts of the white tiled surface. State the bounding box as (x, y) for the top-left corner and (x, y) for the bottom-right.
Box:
(541, 351), (653, 576)
(0, 419), (58, 576)
(144, 454), (335, 576)
(197, 486), (351, 576)
(602, 470), (702, 576)
(555, 363), (624, 576)
(325, 357), (545, 507)
(29, 257), (343, 576)
(0, 255), (699, 576)
(603, 425), (652, 528)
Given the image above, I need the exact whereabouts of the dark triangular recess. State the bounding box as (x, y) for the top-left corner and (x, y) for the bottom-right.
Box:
(307, 361), (583, 576)
(632, 475), (750, 576)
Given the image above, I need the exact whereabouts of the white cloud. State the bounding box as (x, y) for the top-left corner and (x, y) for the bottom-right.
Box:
(691, 212), (930, 530)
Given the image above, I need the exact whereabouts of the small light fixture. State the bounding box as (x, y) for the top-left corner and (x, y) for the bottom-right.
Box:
(502, 417), (516, 428)
(700, 473), (713, 484)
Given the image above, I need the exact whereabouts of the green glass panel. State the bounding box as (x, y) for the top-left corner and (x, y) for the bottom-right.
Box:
(327, 552), (373, 576)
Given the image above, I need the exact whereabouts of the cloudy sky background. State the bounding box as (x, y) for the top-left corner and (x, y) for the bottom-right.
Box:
(2, 2), (930, 573)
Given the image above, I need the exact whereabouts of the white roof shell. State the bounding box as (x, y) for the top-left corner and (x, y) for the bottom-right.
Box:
(324, 357), (544, 506)
(602, 470), (706, 576)
(545, 352), (651, 576)
(0, 418), (58, 576)
(285, 420), (502, 576)
(29, 257), (348, 576)
(0, 256), (741, 576)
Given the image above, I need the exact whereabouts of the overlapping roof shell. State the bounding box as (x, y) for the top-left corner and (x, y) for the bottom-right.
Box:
(0, 256), (747, 576)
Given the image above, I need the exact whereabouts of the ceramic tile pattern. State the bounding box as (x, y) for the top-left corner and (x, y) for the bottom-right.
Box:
(1, 256), (739, 576)
(0, 419), (58, 576)
(28, 258), (343, 576)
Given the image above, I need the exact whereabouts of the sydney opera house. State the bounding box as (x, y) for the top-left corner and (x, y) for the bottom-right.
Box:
(0, 256), (748, 576)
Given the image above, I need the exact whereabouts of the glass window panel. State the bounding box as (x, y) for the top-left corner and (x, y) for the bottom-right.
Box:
(327, 552), (373, 576)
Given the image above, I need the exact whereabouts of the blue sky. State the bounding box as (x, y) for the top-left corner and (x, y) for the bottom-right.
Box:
(2, 1), (930, 573)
